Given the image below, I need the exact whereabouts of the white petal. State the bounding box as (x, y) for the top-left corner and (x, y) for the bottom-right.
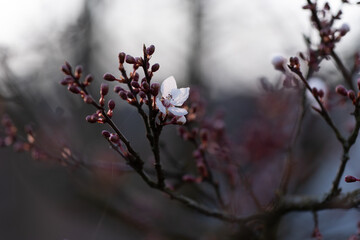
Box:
(156, 97), (167, 114)
(176, 116), (186, 125)
(168, 107), (188, 116)
(161, 76), (177, 97)
(170, 87), (190, 106)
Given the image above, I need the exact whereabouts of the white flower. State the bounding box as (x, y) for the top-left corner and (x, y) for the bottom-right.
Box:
(156, 76), (190, 123)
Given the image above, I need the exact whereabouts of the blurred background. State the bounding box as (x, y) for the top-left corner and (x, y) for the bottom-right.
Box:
(1, 0), (360, 239)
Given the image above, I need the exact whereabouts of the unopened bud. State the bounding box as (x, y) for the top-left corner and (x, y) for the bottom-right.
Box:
(271, 56), (286, 72)
(102, 130), (111, 138)
(345, 175), (359, 183)
(86, 115), (98, 123)
(109, 134), (119, 143)
(139, 91), (146, 99)
(100, 83), (109, 96)
(118, 52), (126, 64)
(127, 92), (135, 99)
(83, 95), (93, 104)
(68, 85), (81, 94)
(84, 74), (93, 85)
(61, 62), (72, 75)
(60, 76), (73, 85)
(103, 73), (116, 81)
(339, 23), (350, 36)
(335, 85), (348, 96)
(348, 90), (356, 102)
(131, 81), (140, 88)
(108, 99), (115, 110)
(151, 83), (160, 96)
(146, 45), (155, 55)
(119, 91), (128, 100)
(142, 82), (150, 91)
(151, 63), (160, 72)
(114, 86), (123, 93)
(75, 65), (83, 78)
(125, 55), (136, 64)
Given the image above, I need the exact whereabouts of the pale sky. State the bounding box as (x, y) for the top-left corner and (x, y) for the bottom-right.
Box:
(0, 0), (359, 94)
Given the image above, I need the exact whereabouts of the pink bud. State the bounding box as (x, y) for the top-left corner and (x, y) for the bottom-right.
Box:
(84, 74), (93, 85)
(125, 55), (136, 64)
(118, 52), (126, 64)
(335, 85), (348, 96)
(146, 45), (155, 55)
(61, 62), (72, 75)
(68, 85), (81, 94)
(83, 95), (93, 104)
(119, 91), (128, 100)
(345, 175), (359, 183)
(131, 81), (140, 88)
(151, 83), (160, 96)
(109, 134), (119, 143)
(102, 130), (110, 138)
(348, 90), (356, 102)
(108, 99), (115, 110)
(75, 65), (83, 78)
(151, 63), (160, 72)
(103, 73), (116, 81)
(100, 83), (109, 96)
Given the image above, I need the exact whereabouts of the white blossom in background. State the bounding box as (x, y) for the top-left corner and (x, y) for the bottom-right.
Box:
(156, 76), (190, 124)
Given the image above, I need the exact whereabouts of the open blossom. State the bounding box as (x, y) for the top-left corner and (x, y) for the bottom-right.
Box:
(156, 76), (190, 124)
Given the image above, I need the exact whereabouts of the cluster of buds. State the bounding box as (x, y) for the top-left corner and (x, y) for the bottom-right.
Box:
(335, 82), (360, 105)
(0, 115), (48, 160)
(303, 1), (350, 57)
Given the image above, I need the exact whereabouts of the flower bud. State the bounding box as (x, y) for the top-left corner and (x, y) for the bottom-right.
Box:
(151, 63), (160, 72)
(84, 74), (93, 85)
(60, 76), (73, 85)
(150, 83), (160, 96)
(108, 99), (115, 110)
(139, 91), (146, 99)
(114, 86), (123, 93)
(109, 134), (119, 143)
(345, 175), (359, 183)
(75, 65), (83, 78)
(68, 85), (81, 94)
(119, 91), (128, 100)
(127, 92), (135, 99)
(103, 73), (116, 81)
(102, 130), (110, 138)
(61, 62), (72, 75)
(125, 55), (136, 64)
(118, 52), (126, 64)
(133, 72), (139, 82)
(100, 83), (109, 96)
(86, 115), (98, 123)
(339, 23), (350, 36)
(348, 90), (356, 102)
(146, 45), (155, 55)
(131, 81), (140, 88)
(142, 82), (150, 91)
(271, 56), (286, 72)
(335, 85), (348, 96)
(83, 95), (93, 104)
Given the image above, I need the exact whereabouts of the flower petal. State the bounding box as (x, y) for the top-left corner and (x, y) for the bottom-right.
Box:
(161, 76), (177, 97)
(168, 107), (188, 116)
(156, 97), (167, 114)
(170, 87), (190, 106)
(176, 116), (186, 125)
